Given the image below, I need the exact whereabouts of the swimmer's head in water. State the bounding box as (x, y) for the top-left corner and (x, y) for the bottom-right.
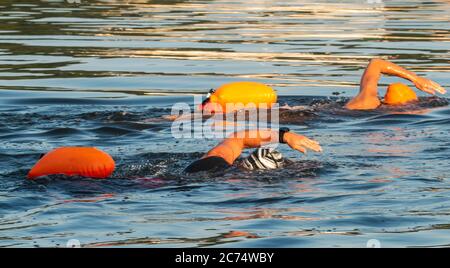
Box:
(240, 148), (284, 170)
(384, 82), (418, 105)
(199, 88), (221, 113)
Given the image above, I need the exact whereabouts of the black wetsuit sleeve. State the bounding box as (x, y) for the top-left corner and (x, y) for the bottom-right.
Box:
(184, 156), (231, 173)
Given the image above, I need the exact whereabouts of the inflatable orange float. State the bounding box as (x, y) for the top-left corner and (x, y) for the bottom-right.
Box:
(27, 147), (115, 179)
(200, 81), (277, 112)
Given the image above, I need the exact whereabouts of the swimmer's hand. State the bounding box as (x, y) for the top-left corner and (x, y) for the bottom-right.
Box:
(162, 114), (179, 121)
(284, 132), (322, 154)
(162, 113), (196, 121)
(413, 77), (446, 95)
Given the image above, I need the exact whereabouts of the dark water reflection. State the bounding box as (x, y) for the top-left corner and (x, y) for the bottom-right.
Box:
(1, 92), (449, 248)
(0, 0), (450, 247)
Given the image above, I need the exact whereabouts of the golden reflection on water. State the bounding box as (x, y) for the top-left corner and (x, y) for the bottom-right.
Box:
(0, 0), (448, 95)
(87, 0), (449, 92)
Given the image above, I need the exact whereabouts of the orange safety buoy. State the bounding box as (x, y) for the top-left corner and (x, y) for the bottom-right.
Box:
(27, 147), (115, 180)
(200, 81), (277, 113)
(384, 82), (418, 105)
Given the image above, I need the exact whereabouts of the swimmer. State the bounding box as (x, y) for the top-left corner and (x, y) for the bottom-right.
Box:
(162, 81), (277, 122)
(184, 128), (322, 173)
(346, 58), (447, 110)
(166, 58), (447, 128)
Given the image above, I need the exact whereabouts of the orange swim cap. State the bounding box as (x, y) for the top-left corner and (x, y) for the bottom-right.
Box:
(27, 147), (115, 180)
(384, 82), (418, 105)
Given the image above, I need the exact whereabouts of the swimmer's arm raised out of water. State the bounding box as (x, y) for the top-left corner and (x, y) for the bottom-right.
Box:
(346, 58), (447, 110)
(204, 130), (322, 165)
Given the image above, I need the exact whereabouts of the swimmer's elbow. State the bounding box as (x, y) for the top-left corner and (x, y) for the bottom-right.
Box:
(368, 58), (385, 67)
(345, 101), (380, 110)
(345, 94), (381, 110)
(345, 102), (360, 110)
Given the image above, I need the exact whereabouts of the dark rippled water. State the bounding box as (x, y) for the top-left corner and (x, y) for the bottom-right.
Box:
(0, 0), (449, 248)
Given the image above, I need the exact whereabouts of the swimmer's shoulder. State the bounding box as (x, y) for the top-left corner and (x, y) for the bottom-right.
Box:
(184, 156), (231, 173)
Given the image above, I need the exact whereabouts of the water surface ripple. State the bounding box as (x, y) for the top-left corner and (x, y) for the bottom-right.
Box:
(0, 0), (449, 247)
